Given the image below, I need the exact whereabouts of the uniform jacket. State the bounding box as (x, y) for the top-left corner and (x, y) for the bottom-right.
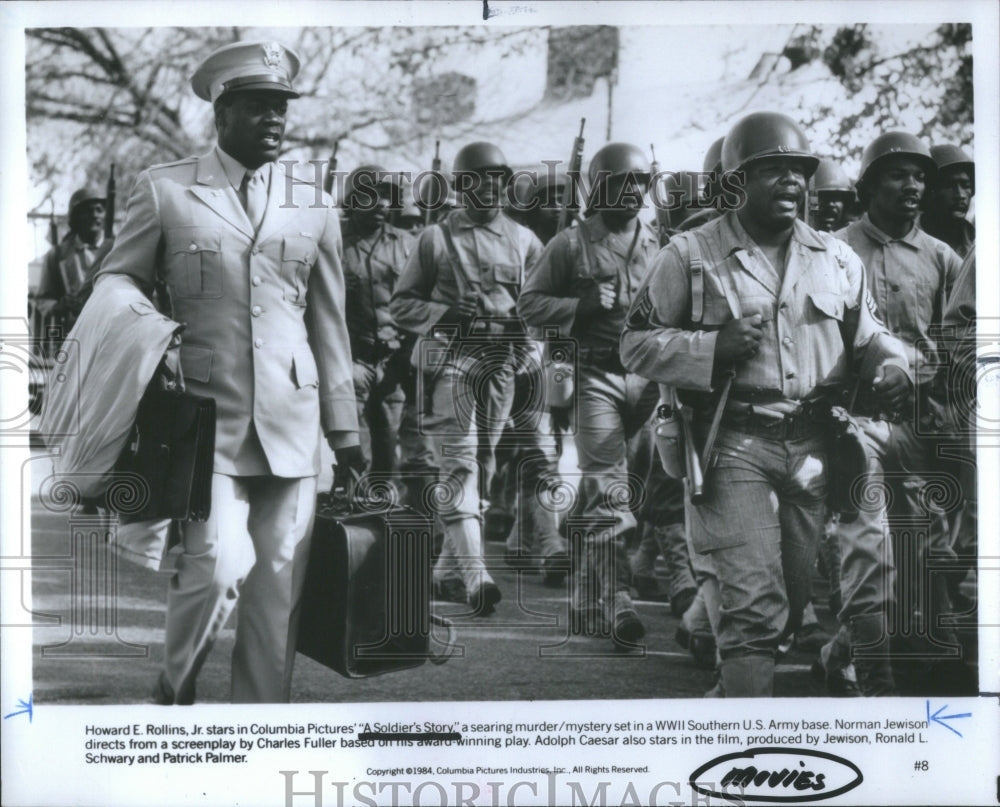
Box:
(620, 211), (910, 405)
(96, 149), (357, 478)
(342, 221), (415, 355)
(517, 215), (659, 350)
(390, 208), (542, 336)
(836, 215), (961, 385)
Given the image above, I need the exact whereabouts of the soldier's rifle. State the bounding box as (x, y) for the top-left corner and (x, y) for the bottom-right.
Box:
(48, 201), (59, 246)
(324, 139), (341, 196)
(649, 144), (669, 247)
(105, 164), (116, 239)
(424, 139), (441, 227)
(557, 118), (585, 233)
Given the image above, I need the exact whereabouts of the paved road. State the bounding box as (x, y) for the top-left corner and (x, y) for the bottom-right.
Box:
(24, 447), (975, 704)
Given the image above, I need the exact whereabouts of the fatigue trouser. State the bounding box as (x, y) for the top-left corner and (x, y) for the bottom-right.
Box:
(885, 419), (959, 648)
(573, 366), (658, 609)
(352, 357), (405, 476)
(690, 428), (827, 665)
(632, 427), (695, 600)
(424, 358), (516, 594)
(504, 363), (566, 560)
(397, 362), (437, 513)
(837, 418), (896, 625)
(164, 473), (317, 703)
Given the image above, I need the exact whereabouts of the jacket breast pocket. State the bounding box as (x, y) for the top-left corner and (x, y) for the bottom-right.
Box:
(282, 236), (317, 306)
(807, 291), (846, 322)
(165, 227), (223, 299)
(481, 263), (519, 315)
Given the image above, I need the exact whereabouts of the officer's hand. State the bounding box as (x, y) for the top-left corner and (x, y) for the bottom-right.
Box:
(441, 292), (479, 326)
(714, 314), (763, 362)
(334, 444), (367, 475)
(872, 365), (911, 413)
(598, 281), (616, 310)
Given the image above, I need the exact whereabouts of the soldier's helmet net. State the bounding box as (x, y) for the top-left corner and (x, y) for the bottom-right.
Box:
(68, 186), (106, 214)
(720, 112), (819, 178)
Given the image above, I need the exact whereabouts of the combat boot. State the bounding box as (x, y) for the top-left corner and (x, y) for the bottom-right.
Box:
(719, 655), (774, 697)
(849, 614), (896, 696)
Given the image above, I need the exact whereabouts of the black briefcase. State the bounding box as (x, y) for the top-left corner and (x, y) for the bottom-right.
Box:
(107, 385), (215, 522)
(297, 492), (456, 678)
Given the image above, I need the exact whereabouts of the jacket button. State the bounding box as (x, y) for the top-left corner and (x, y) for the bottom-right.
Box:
(254, 338), (263, 348)
(783, 336), (793, 345)
(891, 283), (900, 292)
(189, 243), (197, 251)
(785, 371), (796, 379)
(251, 305), (262, 317)
(252, 276), (262, 286)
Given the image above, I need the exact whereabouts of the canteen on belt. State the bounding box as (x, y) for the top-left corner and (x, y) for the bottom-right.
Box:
(654, 403), (684, 480)
(545, 360), (574, 409)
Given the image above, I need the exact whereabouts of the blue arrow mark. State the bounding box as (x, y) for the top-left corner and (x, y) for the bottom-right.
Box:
(3, 693), (33, 723)
(926, 699), (971, 737)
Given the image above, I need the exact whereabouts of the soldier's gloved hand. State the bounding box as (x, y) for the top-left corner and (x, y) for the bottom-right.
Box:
(714, 314), (763, 362)
(439, 292), (479, 328)
(872, 365), (911, 413)
(334, 444), (367, 475)
(577, 280), (617, 316)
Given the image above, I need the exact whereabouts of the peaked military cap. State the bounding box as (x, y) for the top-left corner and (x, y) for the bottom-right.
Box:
(191, 41), (301, 103)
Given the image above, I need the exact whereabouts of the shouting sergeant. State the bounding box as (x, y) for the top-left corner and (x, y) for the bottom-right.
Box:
(391, 141), (543, 615)
(341, 165), (416, 478)
(95, 41), (359, 703)
(519, 142), (660, 645)
(832, 132), (964, 692)
(920, 144), (975, 259)
(621, 112), (909, 696)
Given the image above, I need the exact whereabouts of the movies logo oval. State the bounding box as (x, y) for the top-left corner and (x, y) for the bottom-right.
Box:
(690, 747), (863, 803)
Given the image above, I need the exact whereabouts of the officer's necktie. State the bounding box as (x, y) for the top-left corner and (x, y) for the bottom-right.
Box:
(240, 169), (267, 232)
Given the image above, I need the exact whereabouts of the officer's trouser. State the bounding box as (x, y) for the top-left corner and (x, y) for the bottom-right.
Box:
(573, 366), (658, 607)
(690, 428), (827, 690)
(397, 361), (437, 513)
(164, 473), (317, 703)
(425, 359), (516, 594)
(504, 363), (565, 559)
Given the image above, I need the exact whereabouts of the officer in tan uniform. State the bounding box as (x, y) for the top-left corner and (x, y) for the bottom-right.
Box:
(96, 41), (359, 703)
(621, 112), (910, 696)
(519, 142), (661, 644)
(391, 141), (543, 615)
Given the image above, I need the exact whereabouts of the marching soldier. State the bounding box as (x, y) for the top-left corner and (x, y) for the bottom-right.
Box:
(831, 132), (966, 694)
(621, 112), (910, 696)
(920, 144), (975, 258)
(391, 141), (543, 615)
(677, 136), (725, 233)
(35, 187), (115, 343)
(519, 142), (661, 645)
(341, 165), (415, 477)
(811, 158), (855, 232)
